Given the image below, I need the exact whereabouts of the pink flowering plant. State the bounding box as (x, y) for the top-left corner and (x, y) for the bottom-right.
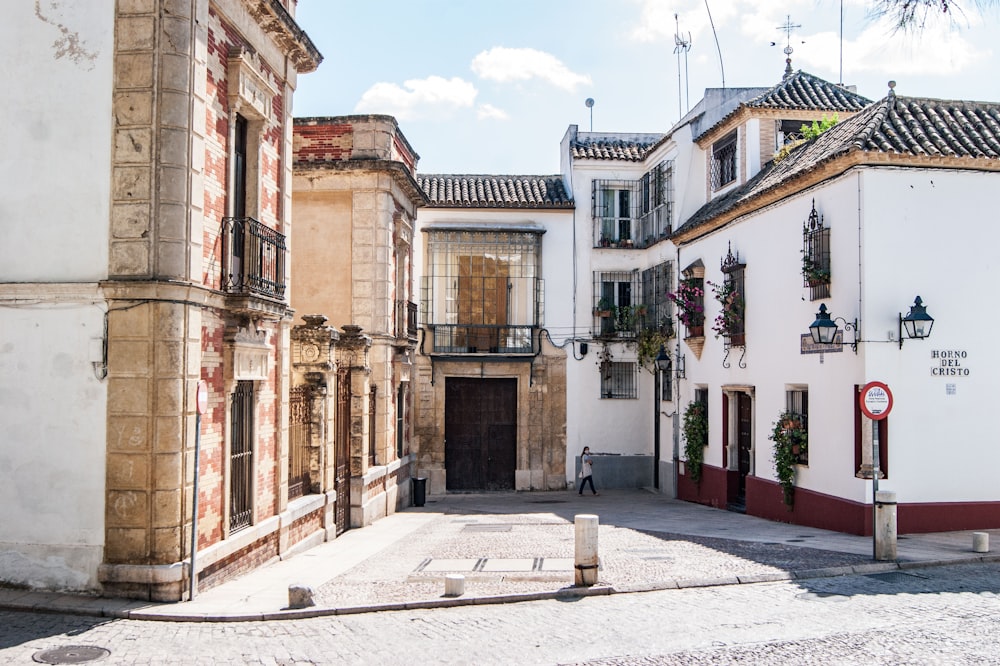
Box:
(707, 279), (744, 339)
(667, 278), (705, 328)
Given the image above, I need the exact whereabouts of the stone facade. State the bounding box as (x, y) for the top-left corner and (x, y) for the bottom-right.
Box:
(291, 116), (424, 528)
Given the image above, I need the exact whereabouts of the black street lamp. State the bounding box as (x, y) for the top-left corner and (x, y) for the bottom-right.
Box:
(652, 345), (671, 491)
(808, 304), (859, 353)
(899, 296), (934, 348)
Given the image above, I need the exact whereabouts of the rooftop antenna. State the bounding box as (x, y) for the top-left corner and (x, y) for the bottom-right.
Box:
(585, 98), (594, 131)
(673, 14), (692, 118)
(704, 0), (725, 89)
(776, 15), (802, 80)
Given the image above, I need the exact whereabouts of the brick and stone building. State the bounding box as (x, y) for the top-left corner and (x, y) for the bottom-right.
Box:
(0, 0), (321, 600)
(290, 115), (425, 527)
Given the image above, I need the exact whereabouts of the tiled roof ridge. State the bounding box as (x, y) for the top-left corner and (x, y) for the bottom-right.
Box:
(417, 174), (573, 208)
(675, 92), (1000, 238)
(747, 70), (872, 112)
(570, 134), (665, 162)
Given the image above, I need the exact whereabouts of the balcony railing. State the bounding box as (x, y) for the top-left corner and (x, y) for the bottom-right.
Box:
(429, 324), (534, 354)
(222, 216), (287, 300)
(396, 300), (419, 339)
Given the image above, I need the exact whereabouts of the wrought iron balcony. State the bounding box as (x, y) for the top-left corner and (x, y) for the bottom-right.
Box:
(429, 324), (534, 354)
(221, 217), (287, 301)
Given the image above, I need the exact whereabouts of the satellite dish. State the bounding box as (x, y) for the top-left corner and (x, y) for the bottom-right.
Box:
(585, 98), (594, 108)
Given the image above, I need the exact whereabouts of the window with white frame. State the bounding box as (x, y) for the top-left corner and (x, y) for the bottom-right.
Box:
(593, 271), (641, 337)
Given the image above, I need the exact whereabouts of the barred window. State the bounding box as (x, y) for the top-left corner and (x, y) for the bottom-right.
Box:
(786, 388), (809, 465)
(600, 361), (638, 399)
(711, 131), (738, 190)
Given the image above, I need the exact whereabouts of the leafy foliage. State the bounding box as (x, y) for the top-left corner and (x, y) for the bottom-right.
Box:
(682, 401), (708, 484)
(667, 278), (705, 328)
(706, 280), (744, 340)
(769, 411), (809, 507)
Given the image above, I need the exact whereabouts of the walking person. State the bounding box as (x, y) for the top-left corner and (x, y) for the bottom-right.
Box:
(578, 446), (598, 495)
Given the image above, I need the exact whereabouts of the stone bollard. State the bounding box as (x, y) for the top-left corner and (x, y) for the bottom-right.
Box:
(288, 583), (316, 609)
(574, 514), (599, 587)
(874, 491), (897, 561)
(973, 532), (990, 553)
(444, 574), (465, 597)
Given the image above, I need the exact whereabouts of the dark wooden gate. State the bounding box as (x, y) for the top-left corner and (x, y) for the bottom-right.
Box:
(334, 368), (351, 534)
(737, 392), (752, 501)
(445, 378), (517, 491)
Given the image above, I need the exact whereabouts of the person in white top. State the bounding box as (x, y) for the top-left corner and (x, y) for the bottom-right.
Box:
(578, 446), (598, 495)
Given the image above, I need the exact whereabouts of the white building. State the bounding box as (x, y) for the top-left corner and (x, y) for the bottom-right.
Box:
(672, 86), (1000, 534)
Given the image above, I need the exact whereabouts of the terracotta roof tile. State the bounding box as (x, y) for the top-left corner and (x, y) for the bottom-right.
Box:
(747, 71), (871, 113)
(570, 135), (664, 161)
(418, 174), (574, 208)
(677, 93), (1000, 236)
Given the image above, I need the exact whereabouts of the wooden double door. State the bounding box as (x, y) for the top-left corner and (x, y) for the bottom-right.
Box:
(445, 378), (517, 491)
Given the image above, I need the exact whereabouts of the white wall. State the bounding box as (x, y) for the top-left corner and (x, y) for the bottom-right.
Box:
(860, 168), (1000, 503)
(0, 1), (115, 591)
(0, 295), (108, 590)
(0, 0), (115, 281)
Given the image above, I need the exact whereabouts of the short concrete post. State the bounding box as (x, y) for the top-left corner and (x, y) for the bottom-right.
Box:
(288, 583), (316, 609)
(444, 574), (465, 597)
(574, 513), (599, 587)
(973, 532), (990, 553)
(874, 490), (897, 561)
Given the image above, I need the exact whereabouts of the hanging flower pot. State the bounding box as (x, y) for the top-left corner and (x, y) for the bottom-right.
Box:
(686, 325), (704, 338)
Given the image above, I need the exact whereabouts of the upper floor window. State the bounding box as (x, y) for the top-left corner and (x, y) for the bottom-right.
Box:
(641, 261), (674, 336)
(593, 161), (673, 248)
(421, 230), (542, 354)
(802, 200), (830, 300)
(711, 131), (738, 190)
(593, 271), (641, 338)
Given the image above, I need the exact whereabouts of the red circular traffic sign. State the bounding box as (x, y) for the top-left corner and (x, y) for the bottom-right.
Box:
(196, 380), (209, 415)
(859, 381), (893, 420)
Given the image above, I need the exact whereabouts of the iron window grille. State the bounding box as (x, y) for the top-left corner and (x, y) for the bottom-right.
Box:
(368, 385), (377, 467)
(802, 200), (831, 300)
(593, 271), (643, 338)
(600, 361), (638, 399)
(592, 161), (673, 249)
(421, 230), (541, 354)
(229, 380), (255, 533)
(641, 261), (675, 336)
(221, 216), (287, 300)
(786, 389), (809, 465)
(659, 364), (673, 401)
(711, 131), (738, 190)
(719, 245), (746, 347)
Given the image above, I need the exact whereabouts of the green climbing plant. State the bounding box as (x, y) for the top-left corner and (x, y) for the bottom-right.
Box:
(682, 401), (708, 484)
(769, 411), (809, 508)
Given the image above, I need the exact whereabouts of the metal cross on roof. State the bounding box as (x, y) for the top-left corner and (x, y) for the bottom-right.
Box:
(777, 15), (802, 79)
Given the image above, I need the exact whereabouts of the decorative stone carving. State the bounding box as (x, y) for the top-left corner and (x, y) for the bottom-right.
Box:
(291, 314), (338, 372)
(227, 47), (277, 121)
(226, 326), (270, 381)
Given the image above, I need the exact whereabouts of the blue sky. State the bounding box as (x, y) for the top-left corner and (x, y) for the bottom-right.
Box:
(293, 0), (1000, 175)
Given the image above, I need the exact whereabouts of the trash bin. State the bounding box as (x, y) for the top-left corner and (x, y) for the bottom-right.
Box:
(412, 477), (427, 507)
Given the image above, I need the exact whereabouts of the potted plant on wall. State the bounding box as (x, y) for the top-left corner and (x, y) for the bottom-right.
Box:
(682, 401), (708, 484)
(802, 254), (830, 287)
(668, 278), (705, 338)
(769, 411), (808, 508)
(593, 298), (613, 318)
(707, 279), (744, 345)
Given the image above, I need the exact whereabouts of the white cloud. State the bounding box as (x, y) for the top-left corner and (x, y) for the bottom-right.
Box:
(798, 19), (989, 78)
(470, 47), (591, 91)
(476, 103), (509, 121)
(354, 76), (477, 120)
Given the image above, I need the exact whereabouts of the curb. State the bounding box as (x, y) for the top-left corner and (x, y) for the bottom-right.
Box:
(4, 554), (992, 623)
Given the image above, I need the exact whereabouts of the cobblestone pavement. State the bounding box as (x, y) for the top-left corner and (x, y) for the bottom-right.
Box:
(2, 562), (1000, 665)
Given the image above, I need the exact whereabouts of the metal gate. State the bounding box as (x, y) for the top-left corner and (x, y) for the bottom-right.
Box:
(230, 380), (254, 532)
(288, 385), (311, 500)
(334, 368), (351, 534)
(445, 378), (517, 491)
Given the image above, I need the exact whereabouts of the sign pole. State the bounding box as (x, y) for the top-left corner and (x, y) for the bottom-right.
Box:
(190, 380), (208, 601)
(859, 381), (893, 559)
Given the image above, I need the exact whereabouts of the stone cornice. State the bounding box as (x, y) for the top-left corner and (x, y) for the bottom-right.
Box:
(294, 159), (430, 208)
(244, 0), (323, 73)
